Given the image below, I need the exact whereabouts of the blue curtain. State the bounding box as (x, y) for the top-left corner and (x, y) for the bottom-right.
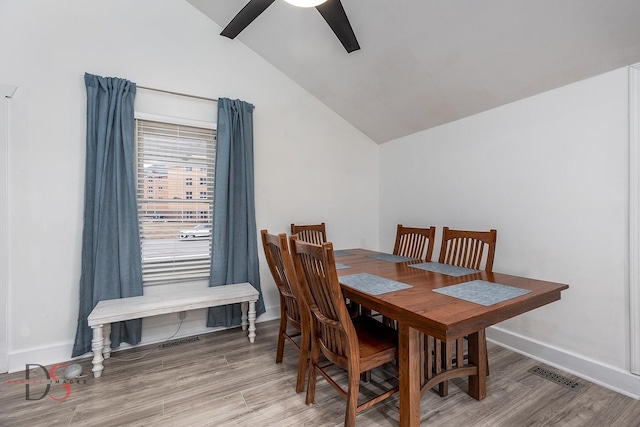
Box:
(72, 73), (143, 357)
(207, 98), (265, 327)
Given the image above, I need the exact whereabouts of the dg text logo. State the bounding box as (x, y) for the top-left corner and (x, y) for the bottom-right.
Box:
(24, 363), (81, 402)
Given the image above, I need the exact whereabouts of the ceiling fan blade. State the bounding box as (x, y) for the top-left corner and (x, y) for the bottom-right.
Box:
(220, 0), (276, 39)
(315, 0), (360, 53)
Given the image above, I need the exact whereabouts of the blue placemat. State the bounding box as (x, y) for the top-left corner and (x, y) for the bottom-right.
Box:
(340, 273), (412, 295)
(335, 263), (350, 270)
(433, 280), (531, 306)
(409, 262), (480, 277)
(334, 250), (353, 257)
(365, 252), (417, 263)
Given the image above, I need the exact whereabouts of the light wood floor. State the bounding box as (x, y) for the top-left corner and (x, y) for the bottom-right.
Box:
(1, 319), (639, 426)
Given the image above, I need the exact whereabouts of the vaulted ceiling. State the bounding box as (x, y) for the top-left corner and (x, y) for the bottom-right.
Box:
(187, 0), (640, 143)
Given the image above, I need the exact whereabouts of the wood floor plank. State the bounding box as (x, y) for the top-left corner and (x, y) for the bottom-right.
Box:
(156, 392), (250, 427)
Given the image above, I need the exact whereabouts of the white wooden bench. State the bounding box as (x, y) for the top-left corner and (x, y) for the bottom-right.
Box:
(87, 283), (259, 378)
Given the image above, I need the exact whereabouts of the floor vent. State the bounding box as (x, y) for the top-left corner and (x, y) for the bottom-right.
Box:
(159, 335), (201, 349)
(528, 366), (581, 391)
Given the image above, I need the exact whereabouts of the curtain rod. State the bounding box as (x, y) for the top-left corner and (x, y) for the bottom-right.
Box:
(137, 85), (218, 103)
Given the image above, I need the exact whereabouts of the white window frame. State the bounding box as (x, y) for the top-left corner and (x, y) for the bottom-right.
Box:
(135, 113), (216, 286)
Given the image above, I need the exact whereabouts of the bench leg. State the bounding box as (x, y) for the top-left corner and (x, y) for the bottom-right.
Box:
(248, 300), (256, 343)
(91, 325), (105, 378)
(103, 323), (112, 359)
(241, 302), (248, 331)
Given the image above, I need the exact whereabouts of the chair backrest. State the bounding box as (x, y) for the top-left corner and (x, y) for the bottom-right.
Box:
(392, 224), (437, 261)
(289, 236), (357, 365)
(261, 230), (304, 326)
(290, 222), (327, 245)
(438, 227), (497, 272)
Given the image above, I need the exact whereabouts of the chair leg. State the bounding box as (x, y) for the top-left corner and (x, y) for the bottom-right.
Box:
(438, 381), (449, 397)
(438, 340), (449, 397)
(295, 325), (310, 393)
(305, 339), (321, 405)
(275, 305), (287, 364)
(438, 335), (489, 397)
(345, 367), (360, 427)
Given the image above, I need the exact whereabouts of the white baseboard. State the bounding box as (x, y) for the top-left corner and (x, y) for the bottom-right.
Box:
(487, 326), (640, 399)
(8, 342), (74, 374)
(7, 304), (279, 374)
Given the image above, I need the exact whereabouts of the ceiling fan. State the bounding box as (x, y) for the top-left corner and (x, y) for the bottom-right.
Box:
(220, 0), (360, 53)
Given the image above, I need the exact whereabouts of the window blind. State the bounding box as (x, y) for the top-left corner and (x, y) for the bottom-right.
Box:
(136, 119), (216, 285)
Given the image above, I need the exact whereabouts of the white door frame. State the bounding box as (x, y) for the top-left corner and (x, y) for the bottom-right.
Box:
(629, 64), (640, 376)
(0, 84), (17, 373)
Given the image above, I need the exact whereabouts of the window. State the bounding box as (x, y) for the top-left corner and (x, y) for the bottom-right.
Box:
(136, 119), (216, 285)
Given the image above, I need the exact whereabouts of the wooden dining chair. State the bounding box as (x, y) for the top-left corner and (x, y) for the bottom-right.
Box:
(393, 224), (436, 261)
(289, 236), (399, 427)
(290, 222), (327, 245)
(261, 230), (310, 393)
(291, 222), (363, 319)
(438, 227), (497, 272)
(435, 226), (497, 396)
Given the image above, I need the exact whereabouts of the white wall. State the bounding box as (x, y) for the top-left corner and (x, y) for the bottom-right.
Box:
(380, 67), (640, 397)
(0, 0), (378, 371)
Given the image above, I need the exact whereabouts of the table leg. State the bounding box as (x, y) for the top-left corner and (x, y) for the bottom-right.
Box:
(91, 325), (105, 378)
(398, 324), (420, 427)
(467, 328), (487, 400)
(248, 300), (256, 343)
(102, 323), (112, 359)
(241, 302), (248, 331)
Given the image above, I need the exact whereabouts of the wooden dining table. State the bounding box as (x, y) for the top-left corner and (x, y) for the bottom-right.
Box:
(334, 249), (569, 427)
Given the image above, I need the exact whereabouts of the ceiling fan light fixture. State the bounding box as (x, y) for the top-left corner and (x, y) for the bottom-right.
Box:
(283, 0), (328, 7)
(221, 0), (359, 53)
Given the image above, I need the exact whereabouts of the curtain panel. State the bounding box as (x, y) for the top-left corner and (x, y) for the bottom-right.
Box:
(72, 73), (143, 357)
(207, 98), (265, 327)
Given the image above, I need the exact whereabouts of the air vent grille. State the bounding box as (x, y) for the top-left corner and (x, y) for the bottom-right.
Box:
(528, 366), (582, 391)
